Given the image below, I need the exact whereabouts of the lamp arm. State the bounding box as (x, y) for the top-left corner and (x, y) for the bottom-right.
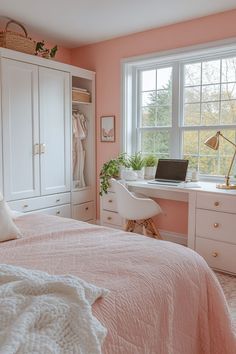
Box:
(219, 132), (236, 147)
(225, 148), (236, 185)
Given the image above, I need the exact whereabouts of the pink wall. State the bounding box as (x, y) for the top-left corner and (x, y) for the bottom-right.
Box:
(71, 9), (236, 235)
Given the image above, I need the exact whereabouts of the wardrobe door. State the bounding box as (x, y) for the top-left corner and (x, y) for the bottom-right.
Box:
(1, 58), (40, 201)
(39, 67), (71, 195)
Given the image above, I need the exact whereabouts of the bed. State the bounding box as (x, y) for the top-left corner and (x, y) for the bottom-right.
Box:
(0, 213), (235, 354)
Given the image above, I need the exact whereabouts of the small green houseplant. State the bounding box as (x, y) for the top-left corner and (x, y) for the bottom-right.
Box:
(100, 153), (129, 195)
(144, 155), (157, 179)
(128, 152), (145, 179)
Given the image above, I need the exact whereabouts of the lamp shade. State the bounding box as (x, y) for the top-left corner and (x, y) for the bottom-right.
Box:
(204, 132), (220, 150)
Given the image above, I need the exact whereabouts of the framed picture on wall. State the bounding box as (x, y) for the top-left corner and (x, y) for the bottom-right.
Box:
(100, 115), (115, 142)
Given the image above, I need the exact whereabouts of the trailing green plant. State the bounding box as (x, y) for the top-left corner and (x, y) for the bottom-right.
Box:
(100, 153), (129, 195)
(128, 152), (145, 171)
(144, 154), (157, 167)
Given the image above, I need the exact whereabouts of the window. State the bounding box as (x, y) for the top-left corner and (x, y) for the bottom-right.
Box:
(123, 43), (236, 178)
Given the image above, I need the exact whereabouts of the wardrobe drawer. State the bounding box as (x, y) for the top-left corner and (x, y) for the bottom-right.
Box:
(72, 188), (94, 204)
(32, 204), (71, 218)
(196, 193), (236, 213)
(102, 210), (123, 227)
(196, 237), (236, 274)
(72, 202), (95, 221)
(8, 193), (71, 212)
(102, 192), (117, 212)
(196, 209), (236, 244)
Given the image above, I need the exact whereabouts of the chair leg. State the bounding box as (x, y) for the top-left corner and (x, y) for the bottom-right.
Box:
(124, 220), (136, 233)
(148, 218), (162, 240)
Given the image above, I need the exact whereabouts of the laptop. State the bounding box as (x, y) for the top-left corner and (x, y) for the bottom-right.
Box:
(148, 159), (189, 186)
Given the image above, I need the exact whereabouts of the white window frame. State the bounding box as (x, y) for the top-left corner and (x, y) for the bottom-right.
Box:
(121, 38), (236, 181)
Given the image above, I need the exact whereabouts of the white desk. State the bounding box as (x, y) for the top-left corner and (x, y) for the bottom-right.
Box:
(100, 181), (236, 274)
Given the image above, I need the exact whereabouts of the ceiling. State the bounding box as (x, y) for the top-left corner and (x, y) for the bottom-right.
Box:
(0, 0), (236, 48)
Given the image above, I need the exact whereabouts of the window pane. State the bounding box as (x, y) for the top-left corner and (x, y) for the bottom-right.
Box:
(201, 102), (220, 125)
(140, 130), (170, 156)
(157, 67), (172, 89)
(184, 63), (201, 86)
(221, 83), (236, 100)
(222, 57), (236, 83)
(199, 157), (218, 175)
(202, 84), (220, 102)
(141, 70), (156, 91)
(183, 155), (198, 171)
(220, 100), (236, 125)
(184, 86), (200, 103)
(141, 107), (156, 127)
(202, 60), (220, 84)
(156, 106), (172, 126)
(141, 91), (156, 106)
(184, 103), (201, 126)
(157, 89), (172, 106)
(183, 131), (198, 155)
(219, 157), (233, 176)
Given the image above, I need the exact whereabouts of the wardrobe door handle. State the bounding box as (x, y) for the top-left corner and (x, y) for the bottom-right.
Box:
(40, 144), (46, 154)
(33, 144), (40, 155)
(56, 210), (61, 215)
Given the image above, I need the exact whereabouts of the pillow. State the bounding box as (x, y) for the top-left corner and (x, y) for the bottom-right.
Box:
(0, 196), (22, 242)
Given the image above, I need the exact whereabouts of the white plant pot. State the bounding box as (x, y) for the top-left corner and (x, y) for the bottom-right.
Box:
(134, 168), (145, 180)
(144, 166), (156, 179)
(120, 168), (138, 181)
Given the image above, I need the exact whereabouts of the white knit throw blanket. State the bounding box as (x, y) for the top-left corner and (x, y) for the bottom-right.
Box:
(0, 264), (109, 354)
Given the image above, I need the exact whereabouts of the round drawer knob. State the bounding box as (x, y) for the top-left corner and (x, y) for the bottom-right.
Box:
(56, 199), (60, 202)
(107, 217), (112, 220)
(23, 204), (29, 208)
(85, 207), (89, 211)
(213, 223), (219, 228)
(108, 200), (113, 203)
(214, 201), (219, 206)
(212, 252), (218, 258)
(56, 211), (61, 215)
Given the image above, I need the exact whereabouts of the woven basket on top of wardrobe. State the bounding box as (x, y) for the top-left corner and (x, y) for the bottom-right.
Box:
(0, 20), (36, 55)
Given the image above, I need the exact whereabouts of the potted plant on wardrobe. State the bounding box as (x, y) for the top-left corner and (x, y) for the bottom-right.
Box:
(128, 152), (145, 179)
(99, 153), (129, 196)
(144, 155), (157, 179)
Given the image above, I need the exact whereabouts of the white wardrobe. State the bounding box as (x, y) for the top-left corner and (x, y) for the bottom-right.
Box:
(0, 48), (96, 221)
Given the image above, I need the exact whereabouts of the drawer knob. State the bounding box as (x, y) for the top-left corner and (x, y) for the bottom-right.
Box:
(212, 251), (218, 258)
(23, 204), (29, 208)
(214, 201), (219, 206)
(56, 211), (61, 215)
(85, 207), (89, 211)
(107, 217), (112, 220)
(56, 199), (60, 202)
(108, 199), (113, 203)
(213, 223), (219, 228)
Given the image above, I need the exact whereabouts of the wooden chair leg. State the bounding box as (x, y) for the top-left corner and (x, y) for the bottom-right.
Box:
(148, 218), (162, 240)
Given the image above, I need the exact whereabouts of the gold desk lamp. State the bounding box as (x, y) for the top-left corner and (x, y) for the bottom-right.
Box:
(204, 131), (236, 189)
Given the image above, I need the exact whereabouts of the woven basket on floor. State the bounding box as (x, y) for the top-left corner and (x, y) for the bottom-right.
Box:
(0, 20), (36, 55)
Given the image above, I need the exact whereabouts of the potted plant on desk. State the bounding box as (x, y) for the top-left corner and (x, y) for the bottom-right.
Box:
(144, 155), (157, 179)
(128, 152), (145, 179)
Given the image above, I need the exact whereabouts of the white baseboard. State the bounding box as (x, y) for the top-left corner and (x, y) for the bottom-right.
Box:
(97, 219), (187, 246)
(159, 229), (187, 246)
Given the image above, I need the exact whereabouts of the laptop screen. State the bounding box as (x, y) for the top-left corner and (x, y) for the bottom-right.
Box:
(155, 159), (189, 181)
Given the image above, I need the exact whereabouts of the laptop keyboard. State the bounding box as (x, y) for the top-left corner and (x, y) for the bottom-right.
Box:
(148, 180), (182, 186)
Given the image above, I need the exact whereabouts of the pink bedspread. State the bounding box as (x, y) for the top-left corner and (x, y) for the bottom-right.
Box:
(0, 214), (235, 354)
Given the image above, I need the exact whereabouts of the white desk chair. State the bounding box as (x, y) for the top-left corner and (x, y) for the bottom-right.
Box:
(112, 179), (162, 239)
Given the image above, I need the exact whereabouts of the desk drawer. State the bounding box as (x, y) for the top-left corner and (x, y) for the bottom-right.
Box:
(197, 193), (236, 213)
(196, 209), (236, 244)
(102, 210), (123, 227)
(72, 202), (95, 221)
(196, 237), (236, 274)
(8, 193), (71, 212)
(102, 192), (117, 212)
